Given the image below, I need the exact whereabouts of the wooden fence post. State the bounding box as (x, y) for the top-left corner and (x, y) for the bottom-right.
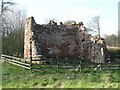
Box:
(30, 38), (32, 71)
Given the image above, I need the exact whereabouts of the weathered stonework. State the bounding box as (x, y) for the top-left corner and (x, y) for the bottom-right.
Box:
(24, 16), (109, 63)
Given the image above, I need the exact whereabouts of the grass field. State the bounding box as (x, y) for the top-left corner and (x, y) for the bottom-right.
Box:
(2, 47), (120, 88)
(2, 61), (119, 88)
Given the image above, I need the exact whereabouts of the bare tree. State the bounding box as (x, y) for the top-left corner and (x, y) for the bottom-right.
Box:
(1, 0), (26, 57)
(0, 0), (16, 15)
(1, 0), (16, 37)
(87, 16), (101, 38)
(0, 0), (16, 36)
(2, 8), (26, 56)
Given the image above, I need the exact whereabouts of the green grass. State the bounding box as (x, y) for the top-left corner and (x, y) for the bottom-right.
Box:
(2, 61), (119, 88)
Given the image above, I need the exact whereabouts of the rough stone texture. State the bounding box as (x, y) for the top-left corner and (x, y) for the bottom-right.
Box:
(24, 17), (109, 63)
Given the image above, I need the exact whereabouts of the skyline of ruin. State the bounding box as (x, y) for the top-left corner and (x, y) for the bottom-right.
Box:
(14, 0), (118, 36)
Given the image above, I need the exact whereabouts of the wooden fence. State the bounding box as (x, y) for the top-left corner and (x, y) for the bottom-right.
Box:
(2, 54), (31, 70)
(1, 54), (120, 71)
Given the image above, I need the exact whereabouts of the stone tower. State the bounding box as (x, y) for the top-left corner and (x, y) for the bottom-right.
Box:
(24, 17), (38, 59)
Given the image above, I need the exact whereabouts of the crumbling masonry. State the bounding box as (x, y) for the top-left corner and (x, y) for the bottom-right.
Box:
(24, 17), (109, 63)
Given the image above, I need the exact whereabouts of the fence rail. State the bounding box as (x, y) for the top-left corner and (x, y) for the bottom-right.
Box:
(1, 54), (120, 71)
(2, 54), (31, 70)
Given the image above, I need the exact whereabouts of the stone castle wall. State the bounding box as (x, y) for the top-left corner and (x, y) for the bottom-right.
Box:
(24, 16), (108, 63)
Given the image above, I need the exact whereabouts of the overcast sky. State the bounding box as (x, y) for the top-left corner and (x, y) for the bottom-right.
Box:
(14, 0), (119, 36)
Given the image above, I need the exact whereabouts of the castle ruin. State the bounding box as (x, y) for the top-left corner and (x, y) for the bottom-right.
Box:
(24, 17), (109, 63)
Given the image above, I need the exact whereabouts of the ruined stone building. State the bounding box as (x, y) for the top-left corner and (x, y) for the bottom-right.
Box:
(24, 17), (109, 63)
